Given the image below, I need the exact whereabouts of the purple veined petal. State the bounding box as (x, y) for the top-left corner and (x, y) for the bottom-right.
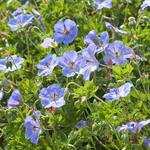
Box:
(62, 28), (78, 44)
(30, 128), (42, 144)
(84, 30), (97, 45)
(54, 32), (66, 43)
(59, 51), (78, 66)
(132, 119), (150, 133)
(21, 14), (33, 27)
(141, 0), (150, 10)
(82, 70), (91, 81)
(54, 20), (65, 33)
(125, 122), (137, 132)
(64, 19), (77, 32)
(0, 59), (6, 72)
(94, 0), (112, 10)
(99, 31), (109, 45)
(75, 120), (87, 129)
(41, 99), (50, 108)
(12, 7), (23, 17)
(45, 97), (65, 108)
(103, 90), (120, 102)
(23, 0), (29, 5)
(116, 122), (137, 133)
(78, 45), (99, 80)
(0, 88), (4, 101)
(25, 122), (35, 139)
(104, 88), (120, 100)
(41, 38), (57, 48)
(143, 137), (150, 148)
(98, 31), (109, 52)
(84, 30), (109, 53)
(79, 62), (98, 80)
(102, 0), (112, 8)
(118, 83), (133, 98)
(62, 68), (76, 77)
(116, 124), (129, 132)
(22, 0), (29, 5)
(25, 116), (34, 126)
(105, 22), (113, 30)
(4, 79), (8, 87)
(7, 89), (21, 108)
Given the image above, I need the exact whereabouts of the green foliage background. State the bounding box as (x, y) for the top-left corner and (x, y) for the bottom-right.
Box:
(0, 0), (150, 149)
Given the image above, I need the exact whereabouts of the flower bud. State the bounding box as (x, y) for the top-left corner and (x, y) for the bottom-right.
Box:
(128, 17), (136, 29)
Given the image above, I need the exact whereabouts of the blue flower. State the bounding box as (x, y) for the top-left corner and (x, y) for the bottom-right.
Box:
(37, 54), (58, 77)
(8, 13), (33, 31)
(54, 19), (78, 44)
(0, 88), (4, 101)
(39, 84), (65, 108)
(143, 137), (150, 148)
(41, 38), (57, 48)
(93, 0), (112, 10)
(12, 7), (23, 17)
(0, 59), (6, 72)
(84, 30), (109, 52)
(116, 119), (150, 133)
(103, 41), (133, 65)
(0, 55), (24, 72)
(79, 44), (99, 80)
(59, 51), (80, 77)
(105, 22), (128, 35)
(75, 120), (87, 130)
(141, 0), (150, 10)
(7, 89), (21, 108)
(103, 82), (133, 102)
(24, 111), (42, 144)
(116, 122), (136, 132)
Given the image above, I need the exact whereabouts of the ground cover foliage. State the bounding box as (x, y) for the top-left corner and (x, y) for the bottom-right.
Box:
(0, 0), (150, 149)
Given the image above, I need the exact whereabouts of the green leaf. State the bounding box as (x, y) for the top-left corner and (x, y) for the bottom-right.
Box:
(73, 80), (98, 99)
